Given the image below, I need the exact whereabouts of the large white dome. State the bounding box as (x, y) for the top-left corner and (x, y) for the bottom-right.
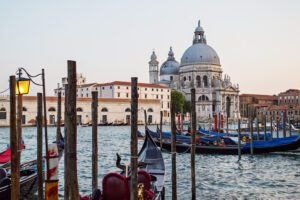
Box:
(180, 43), (220, 66)
(180, 20), (221, 67)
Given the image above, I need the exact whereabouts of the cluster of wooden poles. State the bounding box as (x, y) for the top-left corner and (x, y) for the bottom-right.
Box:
(6, 60), (200, 200)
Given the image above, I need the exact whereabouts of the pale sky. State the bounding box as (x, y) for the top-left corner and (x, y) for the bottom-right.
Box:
(1, 0), (299, 96)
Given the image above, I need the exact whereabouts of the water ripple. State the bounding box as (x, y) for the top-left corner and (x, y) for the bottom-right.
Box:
(1, 126), (299, 199)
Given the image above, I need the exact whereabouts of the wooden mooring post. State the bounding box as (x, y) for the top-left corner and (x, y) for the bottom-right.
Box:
(37, 93), (43, 200)
(283, 111), (287, 138)
(288, 116), (292, 136)
(190, 88), (196, 200)
(64, 84), (69, 199)
(65, 60), (80, 199)
(92, 91), (98, 191)
(130, 77), (138, 200)
(270, 116), (273, 140)
(256, 117), (260, 141)
(16, 90), (22, 199)
(160, 110), (163, 150)
(250, 118), (254, 155)
(276, 116), (279, 138)
(10, 75), (20, 200)
(264, 115), (267, 141)
(237, 119), (241, 160)
(56, 85), (62, 148)
(171, 99), (177, 200)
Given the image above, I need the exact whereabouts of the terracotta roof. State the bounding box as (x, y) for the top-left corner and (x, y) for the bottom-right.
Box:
(240, 94), (277, 100)
(94, 81), (169, 89)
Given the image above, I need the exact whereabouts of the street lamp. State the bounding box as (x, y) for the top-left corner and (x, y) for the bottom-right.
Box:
(16, 69), (30, 95)
(15, 67), (50, 179)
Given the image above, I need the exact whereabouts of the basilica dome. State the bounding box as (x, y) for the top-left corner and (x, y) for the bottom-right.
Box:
(160, 47), (180, 75)
(180, 20), (220, 67)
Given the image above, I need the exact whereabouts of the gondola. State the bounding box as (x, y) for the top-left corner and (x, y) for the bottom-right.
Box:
(0, 143), (25, 166)
(90, 129), (165, 200)
(0, 137), (64, 200)
(153, 133), (300, 155)
(199, 128), (272, 140)
(0, 160), (39, 199)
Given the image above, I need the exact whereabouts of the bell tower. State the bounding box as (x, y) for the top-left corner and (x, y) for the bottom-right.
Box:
(149, 51), (159, 84)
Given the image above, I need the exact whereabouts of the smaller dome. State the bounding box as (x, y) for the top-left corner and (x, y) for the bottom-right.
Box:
(160, 47), (180, 75)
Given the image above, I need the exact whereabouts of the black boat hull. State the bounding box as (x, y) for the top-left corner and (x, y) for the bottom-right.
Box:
(0, 172), (38, 200)
(155, 136), (300, 155)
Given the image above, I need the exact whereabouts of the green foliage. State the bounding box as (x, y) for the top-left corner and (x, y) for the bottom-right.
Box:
(183, 100), (191, 113)
(171, 90), (185, 113)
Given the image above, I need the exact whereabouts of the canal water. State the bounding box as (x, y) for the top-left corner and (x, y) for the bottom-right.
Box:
(1, 126), (300, 199)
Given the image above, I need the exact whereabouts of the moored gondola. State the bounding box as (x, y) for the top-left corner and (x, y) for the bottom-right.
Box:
(153, 133), (300, 155)
(88, 128), (165, 200)
(0, 137), (64, 200)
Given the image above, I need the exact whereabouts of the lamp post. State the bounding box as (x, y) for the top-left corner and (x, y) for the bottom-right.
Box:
(15, 68), (50, 185)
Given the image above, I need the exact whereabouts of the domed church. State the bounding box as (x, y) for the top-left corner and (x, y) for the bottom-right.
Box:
(149, 20), (240, 120)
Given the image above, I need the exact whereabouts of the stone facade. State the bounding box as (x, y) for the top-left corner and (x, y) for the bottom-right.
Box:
(0, 95), (166, 127)
(149, 20), (240, 121)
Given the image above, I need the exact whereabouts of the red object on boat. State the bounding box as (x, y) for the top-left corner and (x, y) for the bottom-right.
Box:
(220, 114), (224, 129)
(213, 112), (218, 132)
(0, 143), (25, 164)
(177, 112), (181, 131)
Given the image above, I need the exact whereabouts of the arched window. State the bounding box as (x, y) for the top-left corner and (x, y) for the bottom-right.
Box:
(76, 107), (83, 112)
(196, 76), (201, 87)
(198, 95), (209, 101)
(22, 107), (27, 111)
(125, 108), (131, 112)
(0, 107), (6, 119)
(203, 76), (208, 87)
(183, 76), (186, 81)
(48, 107), (56, 112)
(101, 107), (108, 112)
(147, 108), (154, 112)
(170, 76), (173, 81)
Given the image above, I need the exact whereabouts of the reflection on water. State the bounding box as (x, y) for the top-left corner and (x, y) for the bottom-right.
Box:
(0, 126), (299, 199)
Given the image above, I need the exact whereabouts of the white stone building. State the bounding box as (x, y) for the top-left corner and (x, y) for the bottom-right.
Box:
(54, 79), (171, 122)
(0, 95), (167, 127)
(149, 20), (240, 121)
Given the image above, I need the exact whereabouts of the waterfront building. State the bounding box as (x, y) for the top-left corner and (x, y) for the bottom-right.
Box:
(0, 95), (166, 127)
(239, 89), (300, 122)
(239, 94), (278, 118)
(149, 20), (240, 121)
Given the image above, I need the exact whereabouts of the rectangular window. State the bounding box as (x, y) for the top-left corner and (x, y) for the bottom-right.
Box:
(161, 95), (163, 99)
(167, 95), (170, 99)
(0, 112), (6, 119)
(118, 86), (120, 89)
(156, 89), (158, 91)
(145, 94), (147, 99)
(126, 87), (129, 89)
(161, 89), (163, 92)
(156, 95), (158, 99)
(145, 88), (147, 91)
(118, 93), (120, 97)
(152, 88), (154, 91)
(86, 94), (88, 97)
(102, 87), (105, 90)
(126, 93), (129, 98)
